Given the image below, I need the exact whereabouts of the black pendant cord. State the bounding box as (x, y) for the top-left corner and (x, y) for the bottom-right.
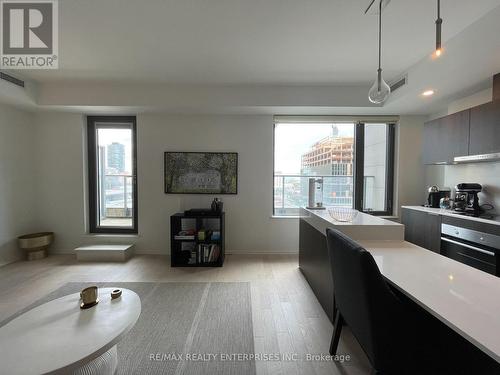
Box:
(436, 0), (442, 51)
(377, 0), (382, 90)
(378, 0), (382, 72)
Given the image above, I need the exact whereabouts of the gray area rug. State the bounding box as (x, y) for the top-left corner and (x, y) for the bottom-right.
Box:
(1, 282), (256, 375)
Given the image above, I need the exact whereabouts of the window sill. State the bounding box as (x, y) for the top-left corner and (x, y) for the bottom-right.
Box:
(83, 233), (140, 238)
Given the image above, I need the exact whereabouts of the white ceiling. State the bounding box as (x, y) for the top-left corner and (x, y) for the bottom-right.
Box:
(17, 0), (500, 85)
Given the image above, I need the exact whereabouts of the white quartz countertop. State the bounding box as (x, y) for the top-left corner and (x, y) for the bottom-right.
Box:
(300, 208), (404, 241)
(304, 208), (401, 226)
(402, 206), (500, 227)
(360, 240), (500, 363)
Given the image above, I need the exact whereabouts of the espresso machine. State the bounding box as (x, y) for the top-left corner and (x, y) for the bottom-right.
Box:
(454, 183), (482, 216)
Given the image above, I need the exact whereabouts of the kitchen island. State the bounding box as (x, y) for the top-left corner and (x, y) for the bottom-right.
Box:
(300, 207), (500, 366)
(362, 240), (500, 366)
(299, 208), (404, 321)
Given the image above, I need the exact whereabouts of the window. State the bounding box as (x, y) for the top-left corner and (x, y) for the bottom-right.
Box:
(273, 120), (395, 216)
(357, 123), (395, 214)
(87, 116), (138, 233)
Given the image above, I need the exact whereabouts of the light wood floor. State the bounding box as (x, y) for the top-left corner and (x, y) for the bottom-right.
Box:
(0, 254), (371, 375)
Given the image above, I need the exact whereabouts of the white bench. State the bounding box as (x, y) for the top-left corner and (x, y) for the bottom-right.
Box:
(74, 244), (134, 262)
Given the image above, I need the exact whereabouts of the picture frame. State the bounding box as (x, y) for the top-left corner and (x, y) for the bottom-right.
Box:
(164, 152), (238, 194)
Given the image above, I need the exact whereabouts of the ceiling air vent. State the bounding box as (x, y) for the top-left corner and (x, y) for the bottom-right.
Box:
(389, 75), (407, 93)
(0, 72), (25, 88)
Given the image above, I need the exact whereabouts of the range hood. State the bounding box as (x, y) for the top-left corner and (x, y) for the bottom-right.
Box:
(454, 153), (500, 163)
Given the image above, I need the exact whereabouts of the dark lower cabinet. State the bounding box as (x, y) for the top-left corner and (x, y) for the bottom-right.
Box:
(401, 208), (442, 253)
(299, 219), (334, 322)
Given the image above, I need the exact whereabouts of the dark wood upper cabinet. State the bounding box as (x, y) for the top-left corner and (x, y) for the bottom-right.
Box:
(493, 73), (500, 101)
(469, 100), (500, 155)
(423, 110), (470, 164)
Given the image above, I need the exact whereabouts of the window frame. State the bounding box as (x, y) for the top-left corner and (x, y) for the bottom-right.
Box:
(272, 120), (395, 217)
(354, 122), (395, 216)
(87, 116), (138, 234)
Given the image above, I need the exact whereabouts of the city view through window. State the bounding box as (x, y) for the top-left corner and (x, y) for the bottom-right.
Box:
(96, 128), (133, 227)
(274, 122), (390, 216)
(274, 123), (355, 216)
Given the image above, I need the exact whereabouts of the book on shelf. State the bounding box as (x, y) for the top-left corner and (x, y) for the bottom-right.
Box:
(197, 244), (220, 263)
(174, 229), (196, 240)
(174, 235), (195, 240)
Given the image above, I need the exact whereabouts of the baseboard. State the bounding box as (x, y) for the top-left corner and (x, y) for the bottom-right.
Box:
(48, 249), (298, 256)
(0, 244), (23, 267)
(226, 250), (298, 255)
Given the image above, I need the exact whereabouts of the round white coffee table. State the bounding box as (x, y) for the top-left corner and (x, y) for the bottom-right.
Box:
(0, 287), (141, 375)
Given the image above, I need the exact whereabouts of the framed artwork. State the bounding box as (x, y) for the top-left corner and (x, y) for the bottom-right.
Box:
(164, 152), (238, 194)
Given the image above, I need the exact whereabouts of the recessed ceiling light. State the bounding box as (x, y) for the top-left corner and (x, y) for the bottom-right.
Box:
(422, 90), (435, 97)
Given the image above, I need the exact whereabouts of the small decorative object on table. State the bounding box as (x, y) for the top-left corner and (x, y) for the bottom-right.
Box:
(80, 286), (99, 309)
(111, 289), (122, 299)
(328, 207), (359, 222)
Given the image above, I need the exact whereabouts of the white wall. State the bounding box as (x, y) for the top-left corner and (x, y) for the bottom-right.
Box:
(447, 87), (493, 115)
(363, 124), (388, 212)
(0, 104), (37, 265)
(0, 106), (427, 257)
(34, 112), (298, 254)
(395, 116), (428, 215)
(425, 163), (500, 216)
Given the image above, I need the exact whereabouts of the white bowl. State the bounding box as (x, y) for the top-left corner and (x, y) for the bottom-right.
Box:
(328, 207), (359, 222)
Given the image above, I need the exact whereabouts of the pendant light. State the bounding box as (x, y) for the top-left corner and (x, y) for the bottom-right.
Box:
(368, 0), (390, 104)
(435, 0), (443, 56)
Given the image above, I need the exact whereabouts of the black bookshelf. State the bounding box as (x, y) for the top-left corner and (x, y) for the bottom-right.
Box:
(170, 212), (225, 267)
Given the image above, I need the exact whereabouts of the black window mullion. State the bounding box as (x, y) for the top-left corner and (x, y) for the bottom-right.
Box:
(354, 122), (365, 211)
(87, 121), (98, 231)
(384, 123), (396, 215)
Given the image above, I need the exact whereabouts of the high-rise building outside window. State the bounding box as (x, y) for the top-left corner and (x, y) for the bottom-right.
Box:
(273, 118), (395, 216)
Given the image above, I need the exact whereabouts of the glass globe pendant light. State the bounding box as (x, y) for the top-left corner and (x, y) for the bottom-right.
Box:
(368, 0), (390, 104)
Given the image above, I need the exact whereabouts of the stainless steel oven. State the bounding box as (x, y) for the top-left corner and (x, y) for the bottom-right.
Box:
(441, 224), (500, 276)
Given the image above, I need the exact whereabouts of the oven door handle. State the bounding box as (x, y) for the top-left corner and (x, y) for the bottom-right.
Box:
(441, 237), (496, 257)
